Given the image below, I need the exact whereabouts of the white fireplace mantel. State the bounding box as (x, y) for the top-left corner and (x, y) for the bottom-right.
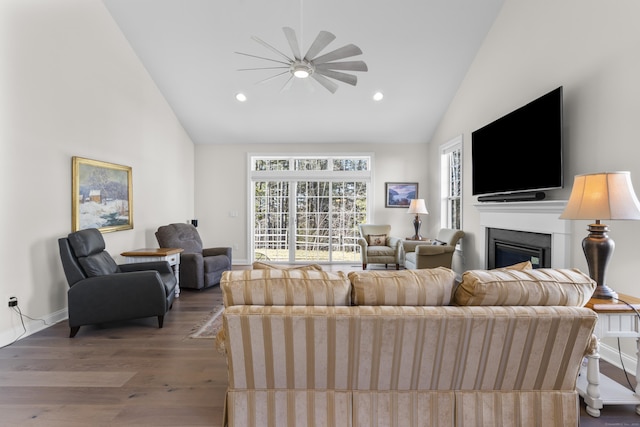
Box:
(475, 200), (570, 268)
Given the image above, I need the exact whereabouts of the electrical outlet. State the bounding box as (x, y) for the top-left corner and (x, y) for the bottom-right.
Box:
(8, 297), (17, 307)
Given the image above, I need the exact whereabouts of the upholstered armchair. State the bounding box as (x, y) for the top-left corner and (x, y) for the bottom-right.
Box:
(404, 228), (465, 270)
(357, 224), (403, 270)
(58, 228), (177, 337)
(155, 223), (232, 290)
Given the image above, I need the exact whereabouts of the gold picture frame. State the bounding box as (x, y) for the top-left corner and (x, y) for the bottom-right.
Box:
(72, 156), (133, 233)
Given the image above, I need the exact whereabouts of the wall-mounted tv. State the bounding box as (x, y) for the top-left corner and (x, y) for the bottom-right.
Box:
(471, 86), (563, 201)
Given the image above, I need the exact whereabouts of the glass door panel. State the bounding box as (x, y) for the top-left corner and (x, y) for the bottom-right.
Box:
(254, 181), (289, 262)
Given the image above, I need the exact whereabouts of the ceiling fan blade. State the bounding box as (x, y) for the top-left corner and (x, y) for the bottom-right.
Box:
(312, 44), (362, 65)
(315, 60), (368, 72)
(283, 27), (302, 60)
(280, 75), (294, 92)
(251, 35), (293, 63)
(238, 66), (290, 72)
(315, 69), (358, 86)
(235, 51), (290, 66)
(303, 31), (336, 62)
(311, 73), (339, 94)
(254, 71), (290, 85)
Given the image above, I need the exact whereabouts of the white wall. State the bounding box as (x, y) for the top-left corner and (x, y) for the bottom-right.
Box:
(195, 143), (429, 264)
(0, 0), (195, 345)
(428, 0), (640, 366)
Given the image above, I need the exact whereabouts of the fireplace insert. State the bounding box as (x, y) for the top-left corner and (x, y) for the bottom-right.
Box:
(487, 228), (551, 269)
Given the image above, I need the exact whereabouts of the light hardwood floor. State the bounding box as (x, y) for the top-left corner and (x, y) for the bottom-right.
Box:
(0, 264), (638, 426)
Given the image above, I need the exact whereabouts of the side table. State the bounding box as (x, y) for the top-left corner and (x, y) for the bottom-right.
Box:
(121, 248), (183, 297)
(576, 293), (640, 417)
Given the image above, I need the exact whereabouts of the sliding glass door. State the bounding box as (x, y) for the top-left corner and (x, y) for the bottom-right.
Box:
(251, 155), (371, 264)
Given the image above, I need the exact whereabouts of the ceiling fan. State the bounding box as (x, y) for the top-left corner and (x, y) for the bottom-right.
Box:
(235, 27), (368, 94)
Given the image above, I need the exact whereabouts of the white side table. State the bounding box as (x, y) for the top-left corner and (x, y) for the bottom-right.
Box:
(121, 248), (183, 297)
(576, 293), (640, 417)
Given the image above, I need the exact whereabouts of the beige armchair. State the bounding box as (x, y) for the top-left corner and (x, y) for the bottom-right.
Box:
(404, 228), (465, 270)
(357, 224), (403, 270)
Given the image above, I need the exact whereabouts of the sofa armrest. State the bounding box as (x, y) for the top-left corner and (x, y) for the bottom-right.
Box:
(357, 237), (368, 249)
(415, 245), (448, 255)
(119, 261), (173, 274)
(203, 246), (232, 260)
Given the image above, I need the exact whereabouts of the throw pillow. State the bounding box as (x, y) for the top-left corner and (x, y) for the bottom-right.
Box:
(500, 261), (533, 270)
(453, 267), (596, 307)
(367, 234), (387, 246)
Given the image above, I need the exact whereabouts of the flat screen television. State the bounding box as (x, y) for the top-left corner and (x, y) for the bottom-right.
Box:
(471, 86), (563, 201)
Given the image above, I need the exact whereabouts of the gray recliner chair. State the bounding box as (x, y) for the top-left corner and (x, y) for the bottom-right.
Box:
(155, 223), (232, 290)
(58, 228), (177, 337)
(403, 228), (465, 270)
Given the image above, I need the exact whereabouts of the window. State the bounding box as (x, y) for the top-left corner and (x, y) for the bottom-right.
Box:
(440, 135), (462, 230)
(250, 154), (372, 263)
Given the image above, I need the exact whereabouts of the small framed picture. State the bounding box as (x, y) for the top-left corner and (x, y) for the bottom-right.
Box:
(385, 182), (418, 208)
(72, 156), (133, 233)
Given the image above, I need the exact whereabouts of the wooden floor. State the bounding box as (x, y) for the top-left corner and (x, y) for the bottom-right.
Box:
(0, 264), (639, 426)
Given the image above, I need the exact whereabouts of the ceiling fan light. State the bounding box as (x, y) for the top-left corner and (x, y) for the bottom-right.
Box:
(293, 65), (310, 79)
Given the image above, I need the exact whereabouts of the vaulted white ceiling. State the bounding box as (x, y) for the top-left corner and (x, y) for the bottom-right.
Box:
(102, 0), (504, 145)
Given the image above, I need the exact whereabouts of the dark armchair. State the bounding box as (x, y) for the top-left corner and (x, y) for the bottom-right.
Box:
(155, 223), (232, 290)
(58, 228), (177, 337)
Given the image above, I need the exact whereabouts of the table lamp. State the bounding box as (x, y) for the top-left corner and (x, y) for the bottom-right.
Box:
(407, 199), (428, 240)
(560, 171), (640, 299)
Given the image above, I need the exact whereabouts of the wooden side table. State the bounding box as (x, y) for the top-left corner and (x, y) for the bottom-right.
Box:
(577, 293), (640, 417)
(121, 248), (184, 297)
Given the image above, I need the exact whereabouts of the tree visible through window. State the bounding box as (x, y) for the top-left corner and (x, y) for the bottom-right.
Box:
(441, 136), (462, 230)
(251, 155), (371, 263)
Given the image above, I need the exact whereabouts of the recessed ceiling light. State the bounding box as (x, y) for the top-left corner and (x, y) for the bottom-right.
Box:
(235, 93), (247, 102)
(373, 92), (384, 101)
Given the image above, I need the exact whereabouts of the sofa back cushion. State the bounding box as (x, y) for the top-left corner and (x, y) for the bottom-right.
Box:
(453, 268), (596, 306)
(221, 269), (351, 307)
(349, 268), (457, 306)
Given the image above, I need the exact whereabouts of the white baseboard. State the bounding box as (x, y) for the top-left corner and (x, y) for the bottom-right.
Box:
(600, 341), (638, 376)
(0, 308), (68, 348)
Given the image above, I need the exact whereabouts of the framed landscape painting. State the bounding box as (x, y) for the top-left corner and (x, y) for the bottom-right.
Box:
(385, 182), (418, 208)
(72, 156), (133, 233)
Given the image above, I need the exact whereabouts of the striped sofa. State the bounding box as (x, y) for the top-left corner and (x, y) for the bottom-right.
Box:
(219, 266), (597, 427)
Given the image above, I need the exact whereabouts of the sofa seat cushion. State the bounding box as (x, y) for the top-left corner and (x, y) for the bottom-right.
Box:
(349, 268), (457, 306)
(366, 246), (396, 257)
(221, 269), (351, 307)
(453, 268), (596, 307)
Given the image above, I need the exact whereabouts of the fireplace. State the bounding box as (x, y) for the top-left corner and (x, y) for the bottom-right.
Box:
(487, 228), (551, 269)
(475, 200), (570, 268)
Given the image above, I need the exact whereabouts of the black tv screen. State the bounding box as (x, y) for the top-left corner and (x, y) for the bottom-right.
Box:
(472, 86), (563, 197)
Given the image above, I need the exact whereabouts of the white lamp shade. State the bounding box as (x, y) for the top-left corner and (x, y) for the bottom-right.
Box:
(560, 171), (640, 220)
(407, 199), (428, 215)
